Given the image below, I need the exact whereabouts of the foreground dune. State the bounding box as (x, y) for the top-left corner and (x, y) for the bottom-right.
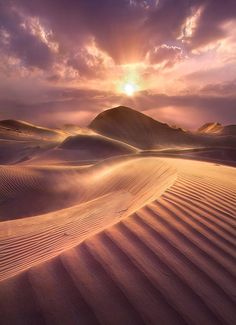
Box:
(0, 157), (176, 279)
(0, 157), (174, 220)
(27, 133), (137, 165)
(0, 156), (235, 324)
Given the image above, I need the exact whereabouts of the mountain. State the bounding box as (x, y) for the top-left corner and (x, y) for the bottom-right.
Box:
(89, 106), (194, 149)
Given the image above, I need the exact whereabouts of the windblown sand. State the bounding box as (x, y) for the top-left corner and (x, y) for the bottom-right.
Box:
(0, 156), (235, 324)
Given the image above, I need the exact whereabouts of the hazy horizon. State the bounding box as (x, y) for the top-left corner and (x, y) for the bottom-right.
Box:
(1, 0), (236, 129)
(0, 105), (233, 132)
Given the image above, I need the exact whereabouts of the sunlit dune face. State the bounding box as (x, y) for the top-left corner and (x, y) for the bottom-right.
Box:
(123, 83), (137, 96)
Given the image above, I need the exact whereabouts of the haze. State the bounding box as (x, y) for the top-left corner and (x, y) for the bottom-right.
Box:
(0, 0), (236, 129)
(0, 2), (236, 322)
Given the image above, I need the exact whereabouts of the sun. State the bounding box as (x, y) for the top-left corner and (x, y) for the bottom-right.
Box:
(123, 83), (137, 96)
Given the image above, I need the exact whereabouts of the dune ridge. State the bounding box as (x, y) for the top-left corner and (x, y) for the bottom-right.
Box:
(198, 122), (236, 136)
(0, 108), (236, 324)
(0, 157), (176, 280)
(26, 133), (137, 165)
(0, 120), (63, 139)
(0, 157), (175, 220)
(89, 106), (236, 151)
(89, 106), (189, 149)
(0, 158), (235, 324)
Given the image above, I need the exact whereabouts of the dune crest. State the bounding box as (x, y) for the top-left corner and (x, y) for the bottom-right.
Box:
(0, 107), (236, 324)
(89, 106), (188, 149)
(0, 158), (235, 324)
(198, 122), (236, 136)
(0, 119), (64, 140)
(90, 106), (236, 151)
(0, 157), (176, 280)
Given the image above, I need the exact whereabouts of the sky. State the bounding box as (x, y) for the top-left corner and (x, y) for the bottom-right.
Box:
(0, 0), (236, 130)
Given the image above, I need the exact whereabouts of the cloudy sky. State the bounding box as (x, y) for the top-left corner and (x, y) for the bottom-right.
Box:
(0, 0), (236, 129)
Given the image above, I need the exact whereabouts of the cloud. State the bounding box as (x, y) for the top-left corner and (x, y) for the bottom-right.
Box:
(1, 0), (236, 70)
(185, 0), (236, 50)
(0, 2), (54, 69)
(148, 44), (183, 67)
(0, 0), (236, 129)
(200, 79), (236, 96)
(1, 85), (235, 130)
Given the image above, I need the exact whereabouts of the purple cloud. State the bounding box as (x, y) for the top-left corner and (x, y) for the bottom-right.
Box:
(0, 0), (236, 128)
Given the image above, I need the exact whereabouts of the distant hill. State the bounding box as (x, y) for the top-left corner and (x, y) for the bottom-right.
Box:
(198, 122), (236, 136)
(89, 106), (198, 149)
(0, 119), (63, 139)
(198, 122), (223, 134)
(221, 125), (236, 136)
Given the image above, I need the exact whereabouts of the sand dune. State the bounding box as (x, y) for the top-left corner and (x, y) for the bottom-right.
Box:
(60, 133), (136, 153)
(90, 106), (236, 151)
(0, 120), (65, 140)
(27, 133), (137, 165)
(0, 157), (235, 324)
(0, 139), (59, 165)
(0, 157), (173, 221)
(198, 122), (223, 134)
(0, 109), (236, 324)
(90, 106), (191, 149)
(198, 122), (236, 136)
(0, 120), (66, 165)
(0, 131), (136, 166)
(221, 125), (236, 136)
(0, 158), (176, 280)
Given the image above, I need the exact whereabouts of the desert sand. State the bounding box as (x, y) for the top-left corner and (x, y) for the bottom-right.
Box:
(0, 107), (235, 324)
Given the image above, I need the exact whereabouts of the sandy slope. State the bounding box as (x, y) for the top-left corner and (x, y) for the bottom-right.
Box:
(0, 157), (174, 220)
(0, 157), (176, 279)
(0, 120), (64, 140)
(27, 133), (137, 165)
(198, 122), (236, 136)
(90, 106), (193, 149)
(89, 106), (236, 150)
(0, 118), (135, 166)
(0, 139), (59, 165)
(0, 157), (235, 324)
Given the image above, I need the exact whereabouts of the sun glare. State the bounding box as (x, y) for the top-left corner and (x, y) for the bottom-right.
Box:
(116, 64), (141, 96)
(123, 83), (136, 96)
